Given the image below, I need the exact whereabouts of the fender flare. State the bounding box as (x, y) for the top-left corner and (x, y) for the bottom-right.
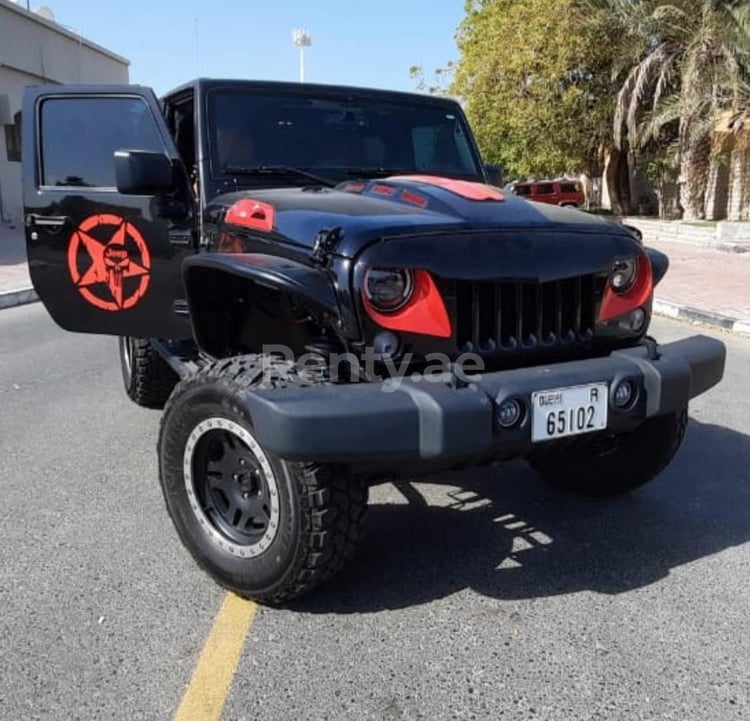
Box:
(182, 253), (340, 355)
(644, 247), (669, 286)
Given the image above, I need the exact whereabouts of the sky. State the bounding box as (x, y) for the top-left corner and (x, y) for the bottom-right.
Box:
(33, 0), (466, 96)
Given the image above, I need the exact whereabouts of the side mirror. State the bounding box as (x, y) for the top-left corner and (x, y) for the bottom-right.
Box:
(484, 163), (503, 187)
(114, 149), (174, 195)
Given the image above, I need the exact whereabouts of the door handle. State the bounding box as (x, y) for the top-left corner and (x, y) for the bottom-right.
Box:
(25, 214), (71, 229)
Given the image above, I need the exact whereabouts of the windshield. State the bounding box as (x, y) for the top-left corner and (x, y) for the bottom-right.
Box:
(207, 88), (483, 184)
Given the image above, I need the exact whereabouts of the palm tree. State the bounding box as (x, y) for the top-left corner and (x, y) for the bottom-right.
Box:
(595, 0), (750, 219)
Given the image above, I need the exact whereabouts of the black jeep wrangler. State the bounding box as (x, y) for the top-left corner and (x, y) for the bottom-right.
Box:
(22, 79), (725, 603)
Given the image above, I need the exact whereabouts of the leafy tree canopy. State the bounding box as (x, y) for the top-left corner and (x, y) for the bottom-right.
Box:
(594, 0), (750, 218)
(448, 0), (616, 178)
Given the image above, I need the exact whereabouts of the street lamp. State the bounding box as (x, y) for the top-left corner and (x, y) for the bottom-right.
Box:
(292, 28), (312, 83)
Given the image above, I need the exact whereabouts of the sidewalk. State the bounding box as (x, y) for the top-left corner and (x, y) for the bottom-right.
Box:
(0, 224), (36, 309)
(1, 224), (749, 334)
(647, 239), (750, 335)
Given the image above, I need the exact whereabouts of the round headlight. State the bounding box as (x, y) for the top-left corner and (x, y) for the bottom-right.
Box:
(364, 267), (414, 312)
(610, 258), (638, 293)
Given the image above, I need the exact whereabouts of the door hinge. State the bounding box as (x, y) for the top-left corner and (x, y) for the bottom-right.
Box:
(168, 228), (195, 247)
(173, 299), (191, 317)
(312, 226), (343, 266)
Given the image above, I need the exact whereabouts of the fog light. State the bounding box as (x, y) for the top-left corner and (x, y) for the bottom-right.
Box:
(497, 399), (523, 428)
(614, 380), (636, 409)
(373, 331), (399, 359)
(617, 307), (646, 333)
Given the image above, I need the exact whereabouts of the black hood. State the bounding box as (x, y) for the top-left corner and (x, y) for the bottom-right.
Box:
(212, 176), (641, 274)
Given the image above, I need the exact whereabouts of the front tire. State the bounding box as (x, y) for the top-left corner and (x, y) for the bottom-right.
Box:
(528, 409), (688, 497)
(158, 356), (367, 604)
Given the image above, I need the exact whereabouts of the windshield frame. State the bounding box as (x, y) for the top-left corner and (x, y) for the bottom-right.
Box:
(203, 83), (486, 189)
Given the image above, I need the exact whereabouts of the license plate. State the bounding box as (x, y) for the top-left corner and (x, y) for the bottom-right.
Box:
(531, 383), (608, 442)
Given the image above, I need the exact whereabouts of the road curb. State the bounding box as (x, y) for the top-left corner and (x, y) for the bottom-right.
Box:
(0, 287), (39, 310)
(653, 298), (750, 337)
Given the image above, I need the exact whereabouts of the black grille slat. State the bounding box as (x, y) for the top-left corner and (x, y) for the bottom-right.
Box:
(455, 281), (472, 349)
(478, 283), (496, 349)
(541, 282), (557, 341)
(500, 284), (516, 346)
(535, 284), (544, 342)
(453, 274), (600, 354)
(563, 278), (578, 340)
(580, 274), (595, 333)
(521, 285), (537, 344)
(494, 285), (502, 348)
(471, 283), (481, 348)
(514, 285), (523, 345)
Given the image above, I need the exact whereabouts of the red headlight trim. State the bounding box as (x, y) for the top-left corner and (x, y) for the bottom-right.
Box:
(362, 269), (452, 338)
(598, 254), (653, 323)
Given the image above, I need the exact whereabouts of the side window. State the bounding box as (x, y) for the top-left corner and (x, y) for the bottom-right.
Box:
(514, 185), (531, 196)
(559, 183), (579, 193)
(535, 184), (554, 195)
(40, 96), (166, 188)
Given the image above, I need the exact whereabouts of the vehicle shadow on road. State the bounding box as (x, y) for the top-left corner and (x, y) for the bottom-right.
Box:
(293, 418), (750, 613)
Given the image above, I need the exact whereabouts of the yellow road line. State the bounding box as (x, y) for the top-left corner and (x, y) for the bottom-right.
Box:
(172, 593), (257, 721)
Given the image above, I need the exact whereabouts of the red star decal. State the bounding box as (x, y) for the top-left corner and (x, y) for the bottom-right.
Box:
(67, 214), (151, 312)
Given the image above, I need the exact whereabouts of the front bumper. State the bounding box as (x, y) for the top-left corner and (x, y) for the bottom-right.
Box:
(243, 336), (726, 465)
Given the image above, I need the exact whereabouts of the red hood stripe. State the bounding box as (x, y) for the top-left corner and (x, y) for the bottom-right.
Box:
(387, 175), (504, 202)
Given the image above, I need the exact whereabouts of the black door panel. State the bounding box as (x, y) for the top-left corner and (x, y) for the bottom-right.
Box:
(22, 86), (197, 339)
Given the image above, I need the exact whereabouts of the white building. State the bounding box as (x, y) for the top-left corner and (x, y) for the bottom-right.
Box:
(0, 0), (129, 224)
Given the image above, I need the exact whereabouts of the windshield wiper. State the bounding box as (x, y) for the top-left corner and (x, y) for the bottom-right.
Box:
(222, 165), (336, 187)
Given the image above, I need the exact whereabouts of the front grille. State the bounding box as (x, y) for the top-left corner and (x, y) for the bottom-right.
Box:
(454, 275), (601, 353)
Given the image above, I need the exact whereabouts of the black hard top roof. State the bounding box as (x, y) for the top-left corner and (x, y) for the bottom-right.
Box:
(162, 78), (461, 107)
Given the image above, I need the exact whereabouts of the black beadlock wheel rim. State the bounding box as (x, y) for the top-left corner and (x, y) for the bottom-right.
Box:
(183, 418), (280, 558)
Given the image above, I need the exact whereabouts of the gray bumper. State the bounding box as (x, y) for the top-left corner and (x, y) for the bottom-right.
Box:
(243, 336), (726, 464)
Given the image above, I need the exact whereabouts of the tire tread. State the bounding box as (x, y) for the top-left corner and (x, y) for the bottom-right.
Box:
(123, 337), (178, 409)
(159, 354), (367, 604)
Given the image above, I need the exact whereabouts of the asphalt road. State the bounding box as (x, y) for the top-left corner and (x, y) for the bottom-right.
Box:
(1, 304), (749, 721)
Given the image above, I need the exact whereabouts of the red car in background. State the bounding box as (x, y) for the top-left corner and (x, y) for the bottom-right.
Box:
(511, 179), (585, 207)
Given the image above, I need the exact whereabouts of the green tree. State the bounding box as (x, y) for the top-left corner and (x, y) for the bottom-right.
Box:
(596, 0), (750, 219)
(448, 0), (617, 179)
(409, 63), (454, 96)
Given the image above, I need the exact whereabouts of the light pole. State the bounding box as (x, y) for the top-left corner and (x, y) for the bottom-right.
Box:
(292, 28), (312, 83)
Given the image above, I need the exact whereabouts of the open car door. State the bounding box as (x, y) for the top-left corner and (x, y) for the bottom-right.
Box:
(22, 85), (196, 339)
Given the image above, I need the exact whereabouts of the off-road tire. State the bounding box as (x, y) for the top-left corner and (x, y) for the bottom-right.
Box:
(158, 355), (368, 604)
(528, 409), (688, 497)
(119, 336), (178, 409)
